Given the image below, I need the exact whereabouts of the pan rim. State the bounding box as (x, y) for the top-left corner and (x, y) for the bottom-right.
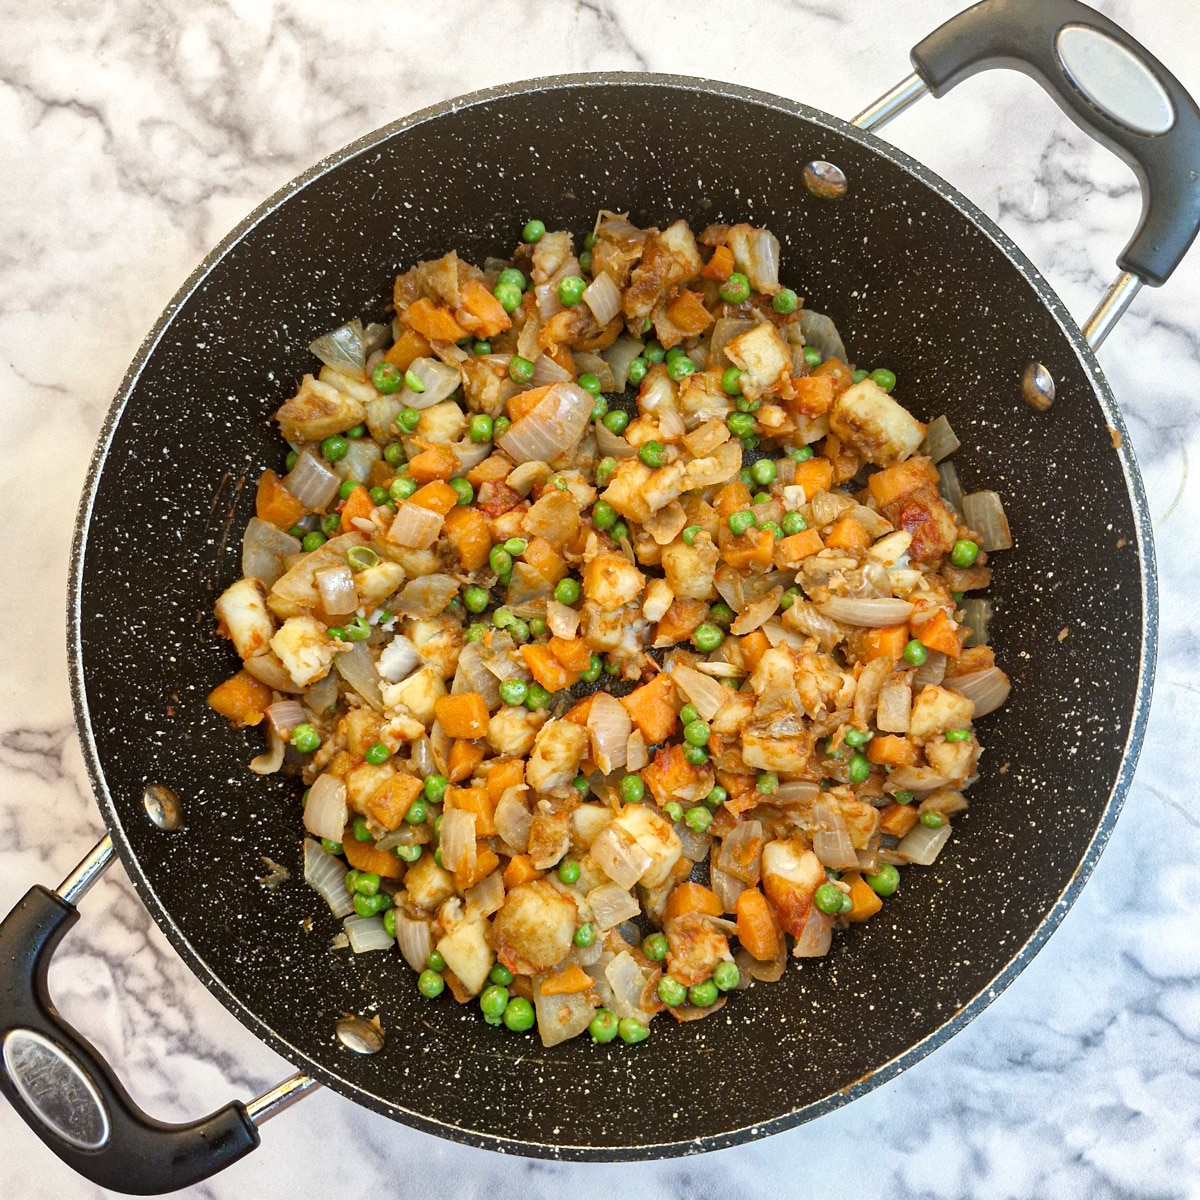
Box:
(66, 70), (1158, 1159)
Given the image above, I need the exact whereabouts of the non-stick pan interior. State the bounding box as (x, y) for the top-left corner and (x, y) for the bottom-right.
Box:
(71, 76), (1150, 1157)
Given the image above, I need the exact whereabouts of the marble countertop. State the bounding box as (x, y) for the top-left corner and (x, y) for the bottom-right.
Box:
(3, 1), (1200, 1196)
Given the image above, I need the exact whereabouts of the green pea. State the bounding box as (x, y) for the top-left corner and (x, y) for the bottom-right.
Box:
(626, 356), (649, 386)
(789, 445), (815, 462)
(508, 354), (535, 384)
(364, 741), (392, 766)
(814, 882), (845, 914)
(320, 837), (343, 856)
(683, 744), (709, 767)
(459, 585), (488, 615)
(558, 858), (581, 884)
(692, 623), (724, 653)
(720, 365), (745, 396)
(620, 774), (645, 804)
(920, 811), (945, 829)
(285, 450), (298, 472)
(751, 493), (771, 507)
(316, 515), (340, 539)
(657, 976), (688, 1007)
(635, 935), (665, 967)
(779, 586), (802, 612)
(488, 546), (512, 577)
(479, 983), (509, 1018)
(473, 339), (492, 355)
(602, 409), (630, 435)
(290, 723), (320, 753)
(417, 969), (444, 999)
(557, 275), (586, 306)
(467, 413), (495, 444)
(422, 774), (448, 805)
(382, 907), (397, 938)
(384, 476), (414, 503)
(363, 485), (384, 506)
(499, 678), (528, 707)
(503, 996), (535, 1032)
(727, 411), (755, 438)
(394, 844), (422, 862)
(772, 287), (799, 314)
(580, 654), (602, 682)
(689, 979), (719, 1008)
(684, 806), (713, 834)
(486, 964), (513, 988)
(865, 864), (900, 897)
(708, 602), (735, 629)
(576, 372), (602, 398)
(893, 789), (915, 806)
(675, 704), (697, 727)
(578, 250), (593, 274)
(572, 776), (589, 799)
(720, 272), (751, 304)
(595, 455), (617, 486)
(318, 434), (347, 462)
(803, 346), (822, 370)
(496, 267), (526, 293)
(706, 785), (728, 808)
(728, 509), (756, 537)
(343, 868), (361, 894)
(296, 529), (325, 554)
(394, 407), (420, 434)
(683, 720), (711, 747)
(554, 577), (581, 604)
(603, 660), (620, 676)
(753, 459), (779, 488)
(682, 524), (703, 546)
(781, 511), (807, 536)
(426, 951), (446, 972)
(951, 539), (980, 568)
(663, 801), (684, 822)
(713, 961), (740, 991)
(843, 727), (873, 748)
(870, 368), (896, 392)
(589, 1009), (619, 1043)
(590, 500), (617, 532)
(757, 772), (778, 795)
(574, 923), (596, 948)
(903, 639), (928, 666)
(667, 355), (697, 382)
(644, 339), (666, 364)
(521, 219), (546, 243)
(353, 870), (380, 897)
(583, 231), (598, 250)
(847, 754), (870, 783)
(525, 683), (552, 710)
(945, 728), (972, 743)
(610, 521), (629, 543)
(639, 440), (666, 468)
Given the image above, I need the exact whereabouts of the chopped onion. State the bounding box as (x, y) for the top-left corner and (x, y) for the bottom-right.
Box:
(439, 808), (477, 872)
(365, 394), (402, 443)
(452, 641), (501, 709)
(250, 728), (286, 776)
(450, 438), (492, 475)
(797, 311), (847, 364)
(303, 775), (348, 843)
(626, 730), (649, 772)
(394, 574), (458, 617)
(601, 337), (645, 391)
(498, 382), (593, 464)
(782, 600), (848, 652)
(946, 667), (1011, 716)
(411, 736), (436, 777)
(912, 649), (947, 687)
(333, 640), (384, 711)
(605, 951), (651, 1019)
(334, 437), (381, 483)
(583, 271), (622, 327)
(534, 983), (596, 1048)
(303, 837), (354, 917)
(315, 565), (358, 617)
(547, 600), (581, 638)
(244, 651), (304, 693)
(676, 823), (711, 863)
(506, 461), (551, 496)
(588, 882), (641, 931)
(266, 699), (306, 739)
(506, 561), (553, 606)
(877, 680), (912, 733)
(532, 353), (573, 386)
(887, 765), (952, 792)
(284, 449), (340, 512)
(773, 779), (821, 807)
(812, 801), (859, 870)
(731, 586), (782, 636)
(399, 357), (460, 408)
(793, 905), (833, 958)
(921, 415), (960, 463)
(728, 225), (780, 293)
(735, 945), (786, 982)
(388, 503), (443, 550)
(710, 863), (746, 912)
(591, 825), (652, 890)
(594, 419), (638, 458)
(242, 519), (300, 588)
(818, 597), (913, 627)
(309, 319), (366, 378)
(378, 635), (421, 683)
(670, 664), (727, 721)
(587, 693), (630, 775)
(853, 656), (893, 728)
(937, 460), (965, 517)
(394, 913), (433, 971)
(811, 488), (856, 526)
(897, 821), (953, 865)
(534, 280), (565, 320)
(718, 820), (763, 885)
(494, 789), (532, 853)
(962, 491), (1013, 551)
(343, 914), (395, 953)
(961, 598), (993, 647)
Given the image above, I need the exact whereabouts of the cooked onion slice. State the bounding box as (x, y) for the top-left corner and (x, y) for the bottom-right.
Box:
(333, 641), (384, 711)
(399, 357), (460, 408)
(284, 449), (340, 512)
(439, 808), (477, 873)
(242, 519), (300, 589)
(818, 597), (913, 627)
(588, 881), (641, 930)
(498, 382), (593, 464)
(388, 503), (443, 550)
(582, 271), (622, 327)
(309, 319), (366, 378)
(670, 664), (727, 721)
(394, 913), (433, 971)
(897, 821), (953, 865)
(303, 837), (354, 917)
(343, 914), (395, 953)
(946, 667), (1010, 716)
(315, 565), (358, 617)
(601, 337), (645, 391)
(962, 491), (1013, 551)
(920, 415), (960, 463)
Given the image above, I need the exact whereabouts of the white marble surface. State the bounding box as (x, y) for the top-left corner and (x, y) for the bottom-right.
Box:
(2, 0), (1199, 1195)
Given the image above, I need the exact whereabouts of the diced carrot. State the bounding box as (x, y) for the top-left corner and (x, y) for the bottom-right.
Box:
(549, 636), (593, 672)
(643, 744), (710, 806)
(409, 480), (459, 516)
(843, 871), (883, 922)
(786, 374), (834, 418)
(860, 624), (910, 661)
(546, 343), (576, 374)
(401, 297), (469, 343)
(773, 528), (824, 569)
(506, 384), (554, 422)
(812, 357), (854, 395)
(736, 887), (783, 959)
(822, 433), (861, 487)
(364, 772), (423, 831)
(739, 629), (771, 672)
(454, 843), (500, 890)
(255, 469), (306, 529)
(522, 535), (567, 585)
(503, 853), (542, 888)
(654, 598), (709, 646)
(434, 693), (490, 740)
(538, 962), (594, 995)
(465, 452), (513, 488)
(343, 835), (405, 880)
(442, 505), (491, 570)
(384, 327), (431, 373)
(445, 785), (496, 836)
(406, 444), (458, 483)
(722, 527), (775, 571)
(917, 608), (963, 658)
(207, 670), (272, 728)
(664, 289), (714, 337)
(458, 279), (512, 338)
(620, 672), (678, 744)
(867, 457), (939, 507)
(338, 484), (374, 533)
(367, 459), (396, 489)
(520, 643), (580, 692)
(713, 481), (752, 519)
(879, 803), (920, 838)
(562, 695), (596, 727)
(825, 515), (873, 552)
(867, 735), (920, 767)
(700, 244), (735, 281)
(447, 739), (487, 785)
(792, 456), (834, 498)
(485, 757), (525, 805)
(664, 881), (723, 921)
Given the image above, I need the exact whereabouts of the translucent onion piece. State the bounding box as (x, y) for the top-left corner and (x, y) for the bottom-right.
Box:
(507, 460), (551, 496)
(517, 312), (542, 361)
(343, 914), (395, 953)
(912, 649), (948, 687)
(626, 730), (649, 772)
(818, 597), (914, 627)
(494, 788), (532, 853)
(242, 518), (300, 589)
(394, 913), (433, 971)
(782, 600), (848, 652)
(897, 821), (953, 865)
(877, 680), (913, 733)
(250, 728), (286, 776)
(411, 736), (436, 777)
(718, 820), (763, 885)
(735, 944), (786, 982)
(962, 491), (1013, 551)
(669, 664), (727, 721)
(547, 599), (581, 638)
(244, 651), (305, 694)
(583, 271), (622, 327)
(588, 882), (641, 931)
(388, 503), (443, 550)
(533, 983), (596, 1047)
(797, 311), (847, 364)
(676, 824), (711, 863)
(586, 692), (630, 775)
(574, 350), (615, 393)
(532, 353), (573, 386)
(439, 808), (477, 873)
(773, 780), (821, 807)
(730, 586), (782, 636)
(394, 574), (458, 618)
(601, 337), (644, 391)
(309, 319), (366, 379)
(534, 280), (565, 320)
(728, 225), (781, 293)
(378, 635), (421, 683)
(450, 438), (492, 476)
(961, 598), (993, 648)
(605, 951), (651, 1019)
(284, 449), (340, 511)
(710, 863), (746, 912)
(464, 870), (505, 918)
(887, 766), (952, 792)
(365, 394), (402, 443)
(452, 641), (501, 709)
(398, 357), (461, 409)
(265, 699), (306, 739)
(315, 565), (358, 617)
(333, 640), (384, 711)
(921, 415), (961, 464)
(946, 667), (1011, 717)
(793, 905), (833, 958)
(303, 775), (348, 843)
(590, 825), (652, 890)
(937, 460), (965, 517)
(853, 656), (893, 728)
(506, 561), (553, 606)
(708, 318), (757, 368)
(810, 489), (856, 527)
(303, 838), (354, 917)
(334, 437), (381, 483)
(498, 382), (594, 464)
(812, 801), (859, 870)
(594, 419), (637, 459)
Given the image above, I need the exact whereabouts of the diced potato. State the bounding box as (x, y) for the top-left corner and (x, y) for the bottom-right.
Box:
(924, 736), (979, 784)
(408, 617), (464, 680)
(491, 880), (578, 975)
(641, 463), (687, 514)
(725, 323), (791, 399)
(275, 374), (365, 442)
(405, 855), (457, 912)
(416, 400), (468, 444)
(600, 460), (654, 523)
(486, 705), (548, 757)
(829, 379), (925, 465)
(610, 805), (683, 888)
(583, 552), (646, 611)
(642, 578), (674, 622)
(681, 439), (741, 491)
(908, 685), (975, 741)
(270, 615), (342, 688)
(526, 720), (589, 793)
(436, 917), (494, 995)
(661, 535), (719, 601)
(664, 912), (731, 988)
(571, 804), (613, 850)
(344, 761), (395, 814)
(528, 809), (572, 869)
(383, 665), (446, 725)
(215, 577), (275, 660)
(354, 560), (405, 606)
(761, 839), (824, 937)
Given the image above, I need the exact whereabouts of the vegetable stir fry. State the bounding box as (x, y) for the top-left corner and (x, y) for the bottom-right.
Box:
(209, 211), (1012, 1048)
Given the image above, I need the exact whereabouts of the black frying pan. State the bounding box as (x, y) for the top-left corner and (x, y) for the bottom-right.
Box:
(3, 0), (1197, 1193)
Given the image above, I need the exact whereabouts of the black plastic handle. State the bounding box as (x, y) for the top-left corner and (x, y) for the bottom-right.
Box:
(0, 885), (259, 1195)
(911, 0), (1200, 286)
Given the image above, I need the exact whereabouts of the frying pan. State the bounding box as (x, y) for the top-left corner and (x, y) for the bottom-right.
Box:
(2, 0), (1197, 1192)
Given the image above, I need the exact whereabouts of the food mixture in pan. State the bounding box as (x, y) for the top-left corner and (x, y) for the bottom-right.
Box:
(208, 212), (1013, 1047)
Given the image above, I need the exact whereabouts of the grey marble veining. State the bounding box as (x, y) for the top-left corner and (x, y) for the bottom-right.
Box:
(1, 0), (1199, 1196)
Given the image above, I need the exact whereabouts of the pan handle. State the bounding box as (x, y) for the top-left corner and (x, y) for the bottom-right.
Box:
(854, 0), (1200, 346)
(0, 836), (316, 1195)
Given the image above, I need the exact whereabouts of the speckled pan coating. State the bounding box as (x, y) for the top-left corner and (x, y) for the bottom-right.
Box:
(67, 75), (1156, 1159)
